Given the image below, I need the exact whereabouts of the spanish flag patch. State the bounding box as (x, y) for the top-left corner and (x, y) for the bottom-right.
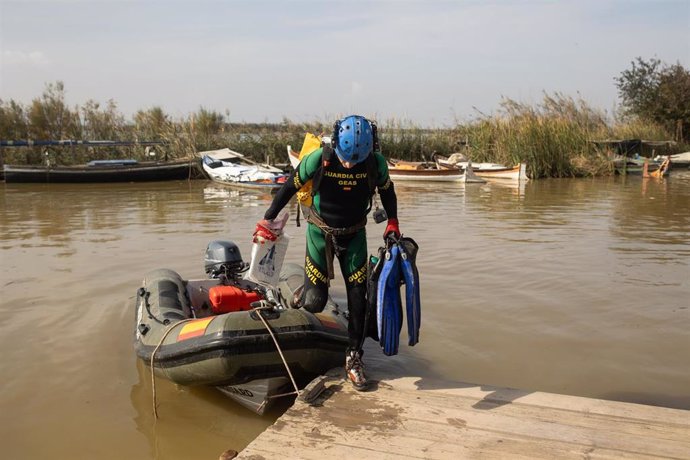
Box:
(315, 313), (340, 329)
(177, 317), (214, 341)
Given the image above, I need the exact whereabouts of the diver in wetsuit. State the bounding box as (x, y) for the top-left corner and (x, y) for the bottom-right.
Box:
(254, 115), (400, 390)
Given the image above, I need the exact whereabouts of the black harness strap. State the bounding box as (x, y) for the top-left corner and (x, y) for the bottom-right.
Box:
(311, 144), (333, 198)
(306, 211), (367, 283)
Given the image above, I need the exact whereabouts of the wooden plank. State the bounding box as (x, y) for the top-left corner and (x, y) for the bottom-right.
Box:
(239, 430), (668, 460)
(236, 371), (690, 460)
(357, 384), (689, 443)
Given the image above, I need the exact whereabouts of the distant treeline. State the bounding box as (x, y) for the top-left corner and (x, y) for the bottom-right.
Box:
(1, 61), (688, 178)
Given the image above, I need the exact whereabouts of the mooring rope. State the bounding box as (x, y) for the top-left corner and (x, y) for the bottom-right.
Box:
(252, 305), (301, 413)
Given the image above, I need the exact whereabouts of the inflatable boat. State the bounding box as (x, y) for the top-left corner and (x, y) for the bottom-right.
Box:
(133, 241), (349, 414)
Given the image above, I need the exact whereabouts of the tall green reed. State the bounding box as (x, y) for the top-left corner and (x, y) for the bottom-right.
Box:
(1, 84), (683, 177)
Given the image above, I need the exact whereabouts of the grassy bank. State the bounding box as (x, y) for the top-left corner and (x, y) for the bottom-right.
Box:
(0, 85), (684, 178)
(377, 94), (681, 178)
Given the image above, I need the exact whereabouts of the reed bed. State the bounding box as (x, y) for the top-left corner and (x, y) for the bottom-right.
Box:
(1, 87), (685, 178)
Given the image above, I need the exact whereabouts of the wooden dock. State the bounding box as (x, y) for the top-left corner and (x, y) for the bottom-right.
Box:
(236, 369), (690, 459)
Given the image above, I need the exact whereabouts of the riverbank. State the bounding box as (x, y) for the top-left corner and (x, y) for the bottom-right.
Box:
(236, 368), (690, 459)
(2, 86), (687, 179)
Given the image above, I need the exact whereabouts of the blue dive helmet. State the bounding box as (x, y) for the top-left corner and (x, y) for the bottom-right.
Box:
(332, 115), (374, 164)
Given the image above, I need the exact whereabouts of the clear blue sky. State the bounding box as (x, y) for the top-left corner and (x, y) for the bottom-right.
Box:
(1, 0), (688, 126)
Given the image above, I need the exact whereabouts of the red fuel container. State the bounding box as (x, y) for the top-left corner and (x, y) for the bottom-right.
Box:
(208, 285), (263, 314)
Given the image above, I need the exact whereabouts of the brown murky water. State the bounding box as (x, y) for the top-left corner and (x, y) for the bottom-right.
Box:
(1, 173), (689, 459)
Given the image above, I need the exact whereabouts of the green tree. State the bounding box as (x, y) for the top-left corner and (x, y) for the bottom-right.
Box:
(657, 63), (690, 141)
(615, 57), (690, 141)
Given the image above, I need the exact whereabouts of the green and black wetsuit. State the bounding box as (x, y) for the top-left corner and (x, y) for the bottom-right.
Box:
(264, 147), (397, 351)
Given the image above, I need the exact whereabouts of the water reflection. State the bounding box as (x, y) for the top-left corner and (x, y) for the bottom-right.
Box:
(202, 184), (274, 207)
(130, 360), (286, 460)
(1, 174), (689, 459)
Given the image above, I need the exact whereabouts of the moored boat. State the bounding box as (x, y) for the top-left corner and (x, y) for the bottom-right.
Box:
(3, 158), (201, 183)
(387, 159), (485, 183)
(434, 154), (529, 181)
(288, 144), (485, 183)
(465, 162), (529, 181)
(133, 243), (349, 414)
(201, 148), (287, 189)
(614, 156), (671, 176)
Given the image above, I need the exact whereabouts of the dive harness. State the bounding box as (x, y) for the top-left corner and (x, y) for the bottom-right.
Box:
(306, 210), (367, 283)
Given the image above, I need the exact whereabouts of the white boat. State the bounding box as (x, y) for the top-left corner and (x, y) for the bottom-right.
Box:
(461, 162), (528, 181)
(435, 154), (529, 181)
(201, 148), (287, 189)
(387, 159), (485, 183)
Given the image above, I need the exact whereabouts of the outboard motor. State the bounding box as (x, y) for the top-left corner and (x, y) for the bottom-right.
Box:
(204, 240), (248, 279)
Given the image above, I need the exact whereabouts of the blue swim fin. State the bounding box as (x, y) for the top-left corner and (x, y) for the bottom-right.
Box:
(376, 244), (402, 356)
(364, 247), (386, 345)
(399, 237), (420, 346)
(375, 249), (391, 343)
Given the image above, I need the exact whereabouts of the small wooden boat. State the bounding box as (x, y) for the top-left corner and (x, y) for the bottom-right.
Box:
(288, 146), (484, 183)
(202, 148), (287, 189)
(434, 154), (529, 181)
(465, 162), (528, 181)
(614, 157), (671, 176)
(2, 158), (201, 183)
(387, 159), (485, 183)
(134, 253), (349, 414)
